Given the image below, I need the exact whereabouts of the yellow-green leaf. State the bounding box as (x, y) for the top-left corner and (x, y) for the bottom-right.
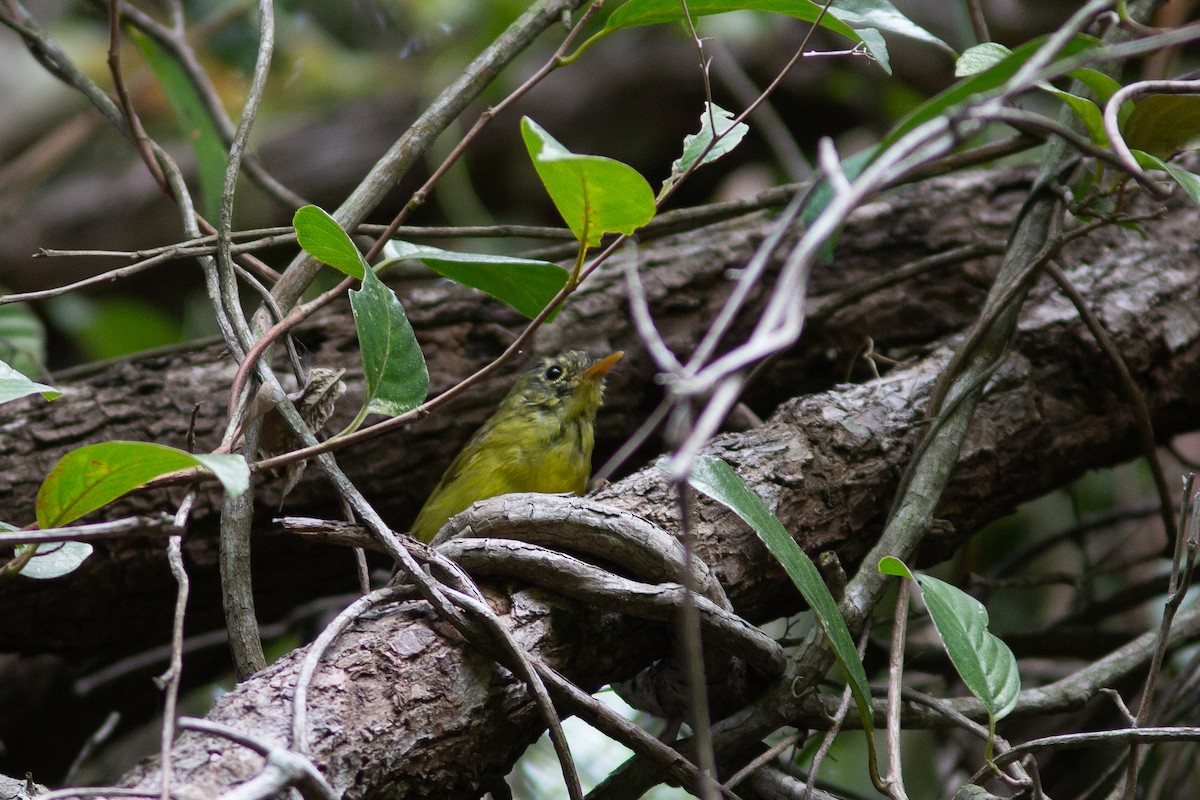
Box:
(36, 442), (248, 528)
(521, 117), (655, 248)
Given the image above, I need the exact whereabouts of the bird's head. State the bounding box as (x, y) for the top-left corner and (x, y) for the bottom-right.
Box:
(506, 350), (623, 422)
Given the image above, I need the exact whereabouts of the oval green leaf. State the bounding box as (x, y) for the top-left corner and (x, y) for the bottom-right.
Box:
(36, 442), (249, 529)
(602, 0), (889, 69)
(880, 556), (1020, 721)
(955, 42), (1011, 77)
(521, 117), (655, 247)
(382, 241), (568, 320)
(684, 455), (875, 738)
(1123, 94), (1200, 160)
(294, 205), (367, 279)
(17, 540), (94, 579)
(830, 0), (953, 55)
(131, 29), (227, 220)
(0, 359), (60, 405)
(878, 554), (913, 579)
(350, 268), (429, 417)
(1133, 150), (1200, 206)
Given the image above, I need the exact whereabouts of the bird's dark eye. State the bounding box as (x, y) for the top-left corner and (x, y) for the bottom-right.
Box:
(544, 365), (564, 381)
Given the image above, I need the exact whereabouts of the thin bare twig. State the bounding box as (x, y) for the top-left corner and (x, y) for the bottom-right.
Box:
(177, 717), (338, 800)
(106, 0), (167, 193)
(805, 681), (856, 800)
(711, 39), (809, 181)
(441, 587), (585, 800)
(214, 0), (276, 681)
(1103, 78), (1200, 191)
(34, 791), (156, 800)
(63, 712), (121, 786)
(671, 474), (720, 800)
(886, 580), (911, 800)
(1123, 480), (1200, 797)
(966, 0), (991, 44)
(158, 492), (197, 800)
(725, 730), (805, 789)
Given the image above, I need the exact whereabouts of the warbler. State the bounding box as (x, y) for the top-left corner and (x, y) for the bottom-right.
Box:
(410, 350), (623, 543)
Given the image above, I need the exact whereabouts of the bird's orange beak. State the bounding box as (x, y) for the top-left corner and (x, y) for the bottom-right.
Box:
(583, 351), (623, 381)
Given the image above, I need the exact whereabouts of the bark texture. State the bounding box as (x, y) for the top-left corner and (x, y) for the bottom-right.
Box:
(1, 168), (1022, 660)
(3, 167), (1200, 795)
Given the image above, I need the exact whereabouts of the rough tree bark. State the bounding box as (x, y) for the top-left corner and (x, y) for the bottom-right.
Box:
(2, 168), (1017, 660)
(3, 166), (1200, 795)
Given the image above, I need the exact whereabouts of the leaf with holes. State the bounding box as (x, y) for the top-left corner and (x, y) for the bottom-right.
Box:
(662, 102), (749, 196)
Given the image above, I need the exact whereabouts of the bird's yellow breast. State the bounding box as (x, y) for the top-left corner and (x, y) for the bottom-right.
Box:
(410, 407), (595, 542)
(410, 350), (618, 543)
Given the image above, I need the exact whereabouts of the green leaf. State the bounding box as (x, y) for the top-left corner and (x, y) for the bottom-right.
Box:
(381, 241), (568, 320)
(1133, 150), (1200, 205)
(1123, 95), (1200, 159)
(685, 456), (875, 737)
(294, 206), (429, 419)
(602, 0), (888, 69)
(1041, 87), (1107, 146)
(521, 117), (656, 247)
(0, 359), (59, 404)
(36, 442), (249, 528)
(853, 29), (889, 74)
(955, 42), (1011, 77)
(131, 30), (227, 220)
(879, 556), (1021, 721)
(1161, 162), (1200, 205)
(829, 0), (953, 55)
(663, 102), (750, 195)
(350, 267), (429, 417)
(1067, 68), (1123, 105)
(294, 205), (367, 279)
(878, 33), (1099, 155)
(17, 540), (93, 579)
(877, 555), (912, 580)
(607, 0), (849, 32)
(1068, 68), (1132, 129)
(192, 453), (254, 498)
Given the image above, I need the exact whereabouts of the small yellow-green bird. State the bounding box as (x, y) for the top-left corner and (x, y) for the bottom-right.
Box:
(410, 350), (623, 543)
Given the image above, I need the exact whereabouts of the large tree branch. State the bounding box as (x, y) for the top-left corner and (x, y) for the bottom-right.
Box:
(3, 169), (1198, 659)
(2, 168), (1026, 661)
(103, 174), (1200, 796)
